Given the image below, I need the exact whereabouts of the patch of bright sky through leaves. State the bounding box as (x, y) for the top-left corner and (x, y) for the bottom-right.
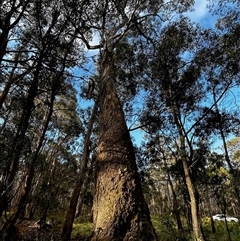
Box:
(131, 0), (219, 147)
(74, 0), (233, 152)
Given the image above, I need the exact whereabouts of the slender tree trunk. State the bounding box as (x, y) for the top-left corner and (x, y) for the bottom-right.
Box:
(25, 172), (42, 219)
(0, 73), (39, 218)
(91, 50), (158, 241)
(179, 134), (205, 241)
(213, 90), (240, 206)
(176, 126), (205, 241)
(0, 73), (15, 109)
(1, 80), (55, 241)
(0, 25), (9, 64)
(166, 82), (205, 241)
(0, 49), (30, 109)
(75, 177), (89, 218)
(181, 155), (204, 241)
(207, 188), (215, 234)
(61, 102), (98, 241)
(167, 172), (183, 231)
(75, 157), (94, 219)
(213, 92), (233, 171)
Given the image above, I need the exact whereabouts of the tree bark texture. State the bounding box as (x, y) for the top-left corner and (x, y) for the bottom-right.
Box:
(91, 50), (158, 241)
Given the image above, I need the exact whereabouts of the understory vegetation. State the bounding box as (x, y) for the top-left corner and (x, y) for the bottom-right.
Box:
(12, 214), (240, 241)
(0, 0), (240, 240)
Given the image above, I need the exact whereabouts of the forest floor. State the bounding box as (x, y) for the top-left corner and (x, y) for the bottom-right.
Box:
(14, 219), (91, 241)
(8, 215), (240, 241)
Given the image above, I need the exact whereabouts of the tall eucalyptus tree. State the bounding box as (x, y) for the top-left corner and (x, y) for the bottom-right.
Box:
(140, 18), (208, 241)
(62, 1), (166, 240)
(61, 0), (194, 240)
(66, 1), (160, 239)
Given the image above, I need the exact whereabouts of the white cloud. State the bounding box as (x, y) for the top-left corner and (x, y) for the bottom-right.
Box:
(186, 0), (209, 22)
(89, 31), (101, 47)
(184, 0), (217, 28)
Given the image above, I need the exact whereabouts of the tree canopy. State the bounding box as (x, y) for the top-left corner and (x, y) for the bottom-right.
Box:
(0, 0), (239, 241)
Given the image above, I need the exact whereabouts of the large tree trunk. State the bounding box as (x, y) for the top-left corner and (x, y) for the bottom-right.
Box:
(91, 50), (158, 241)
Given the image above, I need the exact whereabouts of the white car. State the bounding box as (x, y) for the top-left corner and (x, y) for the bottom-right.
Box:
(212, 214), (239, 222)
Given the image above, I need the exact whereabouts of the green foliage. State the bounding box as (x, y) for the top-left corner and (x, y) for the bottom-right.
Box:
(202, 217), (240, 241)
(152, 215), (192, 241)
(227, 137), (240, 163)
(0, 0), (240, 240)
(72, 221), (93, 239)
(151, 215), (240, 241)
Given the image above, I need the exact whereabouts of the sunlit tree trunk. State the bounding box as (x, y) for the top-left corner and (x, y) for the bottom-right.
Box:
(181, 150), (204, 241)
(91, 49), (158, 241)
(162, 78), (205, 241)
(213, 89), (240, 207)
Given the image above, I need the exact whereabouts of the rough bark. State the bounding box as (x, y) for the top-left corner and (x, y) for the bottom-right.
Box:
(91, 50), (158, 241)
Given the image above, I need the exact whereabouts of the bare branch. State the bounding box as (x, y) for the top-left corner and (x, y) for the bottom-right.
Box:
(77, 32), (102, 50)
(129, 124), (148, 132)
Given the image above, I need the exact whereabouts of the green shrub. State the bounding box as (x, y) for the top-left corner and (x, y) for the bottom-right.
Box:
(72, 221), (93, 238)
(151, 215), (240, 241)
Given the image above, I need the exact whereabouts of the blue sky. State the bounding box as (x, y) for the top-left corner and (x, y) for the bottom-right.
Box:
(131, 0), (219, 147)
(185, 0), (217, 28)
(75, 0), (235, 152)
